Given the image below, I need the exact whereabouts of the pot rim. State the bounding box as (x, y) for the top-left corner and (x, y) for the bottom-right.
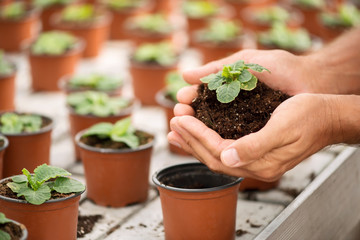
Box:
(75, 128), (155, 154)
(6, 218), (28, 240)
(155, 90), (176, 109)
(129, 58), (179, 70)
(0, 134), (9, 151)
(28, 38), (86, 58)
(0, 111), (54, 137)
(0, 176), (85, 204)
(152, 162), (243, 193)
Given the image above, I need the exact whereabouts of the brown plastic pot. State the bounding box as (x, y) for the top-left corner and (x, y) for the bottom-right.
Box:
(153, 163), (242, 240)
(0, 176), (84, 240)
(0, 8), (39, 52)
(108, 8), (141, 40)
(238, 178), (280, 191)
(76, 129), (154, 207)
(0, 135), (9, 180)
(28, 40), (84, 92)
(126, 29), (174, 47)
(68, 102), (135, 160)
(1, 113), (53, 178)
(0, 0), (12, 7)
(294, 4), (323, 35)
(40, 4), (66, 31)
(130, 60), (178, 105)
(317, 20), (347, 43)
(52, 11), (112, 58)
(0, 69), (16, 111)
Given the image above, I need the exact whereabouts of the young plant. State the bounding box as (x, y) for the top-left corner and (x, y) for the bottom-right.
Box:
(6, 164), (85, 205)
(61, 4), (95, 23)
(197, 19), (241, 43)
(31, 31), (77, 55)
(127, 13), (172, 34)
(0, 113), (42, 134)
(183, 0), (218, 18)
(0, 51), (14, 76)
(0, 213), (12, 240)
(34, 0), (74, 8)
(82, 117), (140, 149)
(294, 0), (325, 9)
(253, 6), (290, 24)
(200, 60), (269, 103)
(68, 73), (123, 91)
(258, 22), (312, 52)
(0, 2), (27, 20)
(321, 3), (360, 27)
(107, 0), (143, 10)
(133, 42), (177, 66)
(165, 72), (189, 102)
(67, 91), (130, 117)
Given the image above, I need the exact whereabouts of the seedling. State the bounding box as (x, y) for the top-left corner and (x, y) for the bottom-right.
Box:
(200, 60), (269, 103)
(0, 2), (26, 20)
(253, 6), (290, 24)
(82, 117), (140, 149)
(294, 0), (325, 9)
(107, 0), (143, 10)
(67, 91), (130, 117)
(0, 51), (14, 76)
(321, 3), (360, 27)
(6, 164), (85, 205)
(0, 213), (11, 240)
(258, 22), (312, 52)
(34, 0), (73, 8)
(128, 13), (172, 34)
(165, 72), (189, 102)
(31, 31), (77, 55)
(0, 113), (42, 134)
(133, 42), (177, 66)
(68, 73), (123, 91)
(197, 19), (241, 43)
(183, 0), (217, 18)
(61, 4), (95, 23)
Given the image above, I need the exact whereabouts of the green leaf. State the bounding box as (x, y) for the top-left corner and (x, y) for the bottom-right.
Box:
(110, 132), (140, 149)
(216, 81), (241, 103)
(245, 63), (270, 72)
(0, 213), (11, 224)
(17, 184), (51, 205)
(240, 75), (258, 90)
(0, 230), (11, 240)
(110, 118), (132, 136)
(12, 175), (28, 183)
(208, 73), (223, 90)
(83, 122), (114, 137)
(231, 60), (245, 70)
(34, 164), (71, 184)
(22, 168), (40, 191)
(200, 73), (217, 83)
(238, 69), (252, 83)
(222, 66), (232, 78)
(52, 177), (85, 193)
(6, 182), (28, 194)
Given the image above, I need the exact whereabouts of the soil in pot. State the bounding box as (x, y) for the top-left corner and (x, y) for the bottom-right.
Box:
(0, 221), (24, 240)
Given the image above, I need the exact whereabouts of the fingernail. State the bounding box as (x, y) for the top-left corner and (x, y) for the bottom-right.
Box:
(222, 148), (241, 167)
(169, 141), (181, 149)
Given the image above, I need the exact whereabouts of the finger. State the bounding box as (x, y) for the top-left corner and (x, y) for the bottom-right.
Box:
(167, 131), (194, 155)
(176, 85), (198, 104)
(174, 103), (194, 116)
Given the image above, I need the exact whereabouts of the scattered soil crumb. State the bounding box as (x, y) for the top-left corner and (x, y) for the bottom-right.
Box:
(126, 226), (134, 230)
(77, 214), (103, 238)
(244, 191), (258, 201)
(280, 188), (301, 198)
(309, 172), (316, 181)
(250, 222), (262, 228)
(139, 223), (147, 228)
(236, 229), (248, 237)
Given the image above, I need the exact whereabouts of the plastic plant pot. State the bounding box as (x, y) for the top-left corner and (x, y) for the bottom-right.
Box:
(239, 178), (280, 191)
(40, 5), (66, 31)
(153, 163), (243, 240)
(0, 176), (84, 240)
(0, 135), (9, 179)
(1, 218), (28, 240)
(76, 129), (154, 207)
(0, 66), (15, 111)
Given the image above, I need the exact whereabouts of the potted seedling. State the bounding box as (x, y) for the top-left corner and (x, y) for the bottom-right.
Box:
(191, 60), (289, 190)
(192, 19), (247, 64)
(0, 164), (85, 240)
(66, 91), (134, 160)
(291, 0), (325, 35)
(156, 71), (190, 155)
(52, 3), (112, 58)
(29, 30), (83, 91)
(0, 135), (9, 179)
(0, 112), (53, 178)
(59, 73), (123, 96)
(257, 22), (314, 54)
(76, 117), (154, 207)
(225, 0), (277, 20)
(319, 3), (360, 42)
(153, 163), (242, 239)
(130, 42), (179, 105)
(0, 51), (15, 111)
(0, 212), (27, 240)
(0, 2), (39, 52)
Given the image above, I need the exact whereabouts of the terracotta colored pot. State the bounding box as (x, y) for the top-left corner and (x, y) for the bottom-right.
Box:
(317, 20), (347, 43)
(68, 102), (135, 160)
(29, 40), (84, 92)
(0, 70), (15, 111)
(1, 113), (53, 178)
(0, 8), (39, 52)
(150, 0), (180, 14)
(52, 11), (112, 58)
(127, 29), (174, 47)
(0, 176), (84, 240)
(76, 129), (154, 207)
(108, 8), (141, 40)
(295, 5), (323, 35)
(0, 135), (9, 180)
(153, 163), (242, 240)
(40, 5), (65, 31)
(238, 178), (280, 191)
(0, 0), (12, 7)
(130, 60), (178, 105)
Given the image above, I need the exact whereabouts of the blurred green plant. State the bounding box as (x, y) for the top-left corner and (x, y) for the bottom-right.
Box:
(0, 2), (27, 20)
(0, 213), (11, 240)
(294, 0), (325, 9)
(34, 0), (74, 8)
(127, 13), (172, 34)
(321, 3), (360, 27)
(183, 0), (217, 18)
(68, 74), (123, 91)
(31, 31), (77, 55)
(253, 6), (290, 24)
(61, 4), (95, 23)
(107, 0), (143, 10)
(165, 72), (189, 102)
(197, 19), (241, 43)
(0, 51), (14, 76)
(0, 113), (42, 134)
(133, 42), (177, 66)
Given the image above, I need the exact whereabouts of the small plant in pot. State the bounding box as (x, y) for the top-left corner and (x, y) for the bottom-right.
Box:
(76, 117), (154, 207)
(59, 73), (123, 96)
(0, 2), (39, 52)
(52, 3), (112, 58)
(66, 91), (134, 160)
(153, 162), (242, 240)
(0, 135), (9, 180)
(156, 71), (190, 155)
(0, 164), (85, 240)
(0, 50), (15, 111)
(130, 41), (179, 105)
(225, 0), (277, 20)
(0, 212), (27, 240)
(191, 60), (290, 191)
(29, 30), (84, 91)
(291, 0), (325, 35)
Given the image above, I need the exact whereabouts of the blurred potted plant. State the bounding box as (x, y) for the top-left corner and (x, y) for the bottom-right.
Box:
(225, 0), (277, 20)
(66, 91), (134, 160)
(29, 30), (83, 91)
(0, 212), (27, 240)
(153, 163), (242, 240)
(0, 135), (9, 180)
(0, 112), (53, 178)
(0, 164), (85, 240)
(52, 3), (112, 58)
(0, 51), (15, 111)
(156, 72), (190, 155)
(0, 0), (12, 8)
(291, 0), (325, 35)
(76, 117), (154, 207)
(0, 2), (39, 52)
(130, 41), (179, 105)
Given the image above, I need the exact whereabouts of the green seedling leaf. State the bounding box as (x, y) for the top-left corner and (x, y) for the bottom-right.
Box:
(231, 60), (245, 70)
(129, 13), (172, 34)
(34, 164), (71, 184)
(222, 66), (232, 78)
(165, 72), (189, 102)
(52, 177), (85, 193)
(133, 42), (177, 66)
(245, 63), (270, 73)
(0, 213), (12, 224)
(200, 73), (216, 83)
(216, 81), (241, 103)
(22, 168), (40, 191)
(238, 69), (252, 83)
(111, 118), (132, 136)
(62, 4), (95, 23)
(240, 75), (258, 90)
(16, 184), (51, 205)
(111, 132), (139, 149)
(6, 182), (28, 194)
(0, 113), (42, 134)
(83, 122), (114, 138)
(12, 175), (27, 183)
(208, 73), (223, 90)
(0, 231), (11, 240)
(31, 31), (76, 56)
(197, 19), (241, 43)
(0, 2), (26, 20)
